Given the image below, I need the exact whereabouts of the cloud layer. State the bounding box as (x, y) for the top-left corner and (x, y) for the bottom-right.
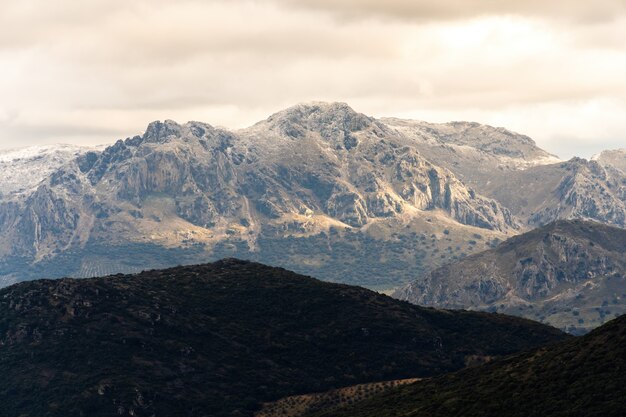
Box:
(274, 0), (626, 23)
(1, 0), (625, 158)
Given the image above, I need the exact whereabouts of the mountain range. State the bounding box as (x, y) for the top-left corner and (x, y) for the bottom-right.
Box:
(0, 260), (567, 417)
(1, 102), (625, 292)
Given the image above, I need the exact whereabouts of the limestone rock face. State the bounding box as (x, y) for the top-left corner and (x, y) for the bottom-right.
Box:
(395, 220), (626, 333)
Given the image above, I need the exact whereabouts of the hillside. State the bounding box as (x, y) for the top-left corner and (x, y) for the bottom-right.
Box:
(257, 378), (420, 417)
(0, 259), (568, 417)
(317, 314), (626, 417)
(396, 220), (626, 333)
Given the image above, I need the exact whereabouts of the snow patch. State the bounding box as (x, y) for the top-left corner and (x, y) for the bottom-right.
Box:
(0, 144), (99, 195)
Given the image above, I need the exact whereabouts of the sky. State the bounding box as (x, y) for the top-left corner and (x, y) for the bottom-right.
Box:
(1, 0), (625, 159)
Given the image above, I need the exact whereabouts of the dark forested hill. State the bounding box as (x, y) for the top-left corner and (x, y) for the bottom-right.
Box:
(317, 313), (626, 417)
(0, 259), (567, 417)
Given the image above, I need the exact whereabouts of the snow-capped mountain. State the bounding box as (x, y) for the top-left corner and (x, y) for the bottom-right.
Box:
(0, 103), (624, 289)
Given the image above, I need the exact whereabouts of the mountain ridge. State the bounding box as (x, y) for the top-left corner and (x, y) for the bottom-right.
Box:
(1, 102), (624, 291)
(0, 103), (527, 289)
(395, 219), (626, 333)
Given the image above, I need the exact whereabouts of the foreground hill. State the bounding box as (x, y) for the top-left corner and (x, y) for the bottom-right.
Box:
(396, 220), (626, 333)
(318, 314), (626, 417)
(0, 260), (567, 417)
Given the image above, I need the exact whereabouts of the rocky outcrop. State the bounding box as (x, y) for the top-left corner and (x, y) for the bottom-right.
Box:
(527, 159), (626, 227)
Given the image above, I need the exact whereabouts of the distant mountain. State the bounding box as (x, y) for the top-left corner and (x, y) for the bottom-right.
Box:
(0, 144), (95, 196)
(478, 158), (626, 228)
(0, 260), (567, 417)
(593, 148), (626, 173)
(0, 103), (522, 289)
(382, 117), (561, 191)
(318, 313), (626, 417)
(384, 120), (626, 230)
(0, 102), (624, 290)
(396, 220), (626, 333)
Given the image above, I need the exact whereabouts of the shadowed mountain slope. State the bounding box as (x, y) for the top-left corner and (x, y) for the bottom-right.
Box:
(316, 314), (626, 417)
(0, 259), (568, 417)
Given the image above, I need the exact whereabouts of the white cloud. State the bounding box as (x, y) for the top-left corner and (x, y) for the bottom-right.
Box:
(0, 0), (624, 157)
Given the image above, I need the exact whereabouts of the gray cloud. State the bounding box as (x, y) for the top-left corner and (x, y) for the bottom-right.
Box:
(272, 0), (626, 23)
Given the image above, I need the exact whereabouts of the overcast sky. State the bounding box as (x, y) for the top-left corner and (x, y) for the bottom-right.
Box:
(1, 0), (625, 158)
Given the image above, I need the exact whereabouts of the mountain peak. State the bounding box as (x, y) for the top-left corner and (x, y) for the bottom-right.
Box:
(138, 120), (217, 145)
(592, 148), (626, 173)
(270, 101), (358, 118)
(264, 101), (373, 139)
(142, 119), (183, 143)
